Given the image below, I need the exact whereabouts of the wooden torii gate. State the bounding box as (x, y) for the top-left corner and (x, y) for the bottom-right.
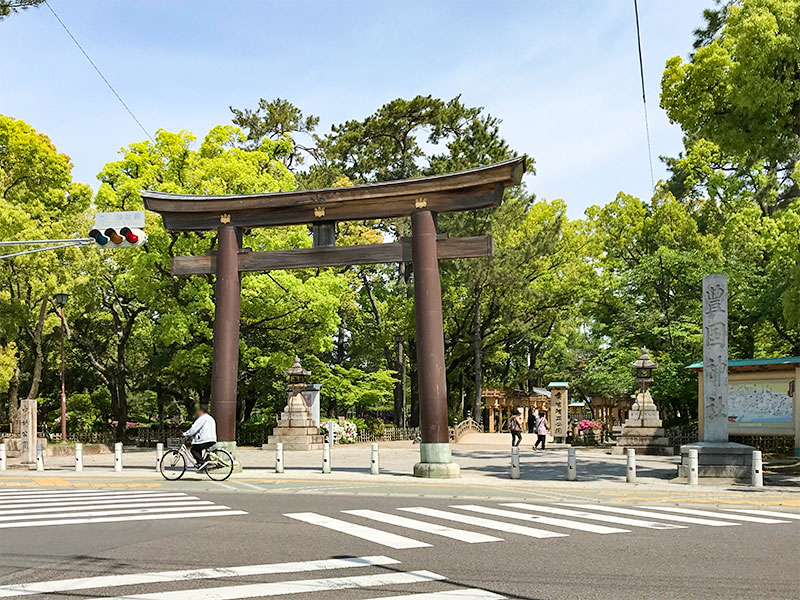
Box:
(142, 156), (525, 477)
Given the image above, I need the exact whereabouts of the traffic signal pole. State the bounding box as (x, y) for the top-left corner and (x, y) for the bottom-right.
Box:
(60, 304), (67, 441)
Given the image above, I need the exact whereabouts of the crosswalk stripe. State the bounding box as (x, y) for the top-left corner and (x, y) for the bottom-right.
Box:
(636, 505), (790, 524)
(0, 500), (214, 516)
(723, 508), (800, 520)
(107, 569), (446, 600)
(500, 503), (686, 530)
(0, 489), (160, 498)
(0, 495), (198, 510)
(0, 555), (399, 598)
(398, 507), (567, 539)
(0, 504), (236, 523)
(363, 590), (506, 600)
(0, 509), (247, 529)
(0, 493), (190, 506)
(285, 512), (431, 549)
(451, 505), (628, 534)
(342, 509), (503, 543)
(560, 504), (740, 527)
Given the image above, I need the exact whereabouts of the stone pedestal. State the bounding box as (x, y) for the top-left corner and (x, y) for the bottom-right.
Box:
(612, 391), (673, 456)
(263, 393), (324, 451)
(678, 441), (753, 480)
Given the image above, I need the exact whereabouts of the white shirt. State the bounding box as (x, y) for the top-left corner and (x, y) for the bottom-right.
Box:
(184, 413), (217, 444)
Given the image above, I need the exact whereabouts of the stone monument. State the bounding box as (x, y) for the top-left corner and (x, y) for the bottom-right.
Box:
(19, 398), (37, 466)
(612, 348), (673, 455)
(263, 357), (324, 451)
(678, 274), (753, 479)
(547, 382), (569, 443)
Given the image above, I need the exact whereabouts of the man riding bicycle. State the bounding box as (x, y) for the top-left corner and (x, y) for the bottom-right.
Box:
(183, 404), (217, 469)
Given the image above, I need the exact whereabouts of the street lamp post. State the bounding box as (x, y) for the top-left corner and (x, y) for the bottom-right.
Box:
(54, 293), (69, 441)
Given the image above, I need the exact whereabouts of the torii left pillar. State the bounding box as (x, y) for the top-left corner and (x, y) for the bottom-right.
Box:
(210, 223), (242, 471)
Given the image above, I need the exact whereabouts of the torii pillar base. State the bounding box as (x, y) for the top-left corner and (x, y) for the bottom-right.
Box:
(411, 210), (460, 479)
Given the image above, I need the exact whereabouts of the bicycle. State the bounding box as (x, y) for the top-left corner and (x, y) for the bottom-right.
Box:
(159, 438), (234, 482)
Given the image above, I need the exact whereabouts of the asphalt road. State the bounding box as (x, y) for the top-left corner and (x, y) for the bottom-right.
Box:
(1, 485), (799, 600)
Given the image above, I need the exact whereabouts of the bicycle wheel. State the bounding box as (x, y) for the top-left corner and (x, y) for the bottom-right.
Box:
(204, 448), (234, 481)
(159, 449), (186, 480)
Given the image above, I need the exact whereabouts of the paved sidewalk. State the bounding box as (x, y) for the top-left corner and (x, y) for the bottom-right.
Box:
(3, 441), (798, 501)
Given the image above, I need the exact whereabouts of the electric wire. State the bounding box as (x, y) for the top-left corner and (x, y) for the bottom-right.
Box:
(44, 0), (155, 143)
(633, 0), (656, 191)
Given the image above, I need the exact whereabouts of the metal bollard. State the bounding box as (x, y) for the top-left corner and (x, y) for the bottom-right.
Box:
(0, 442), (6, 471)
(155, 443), (164, 472)
(510, 446), (520, 479)
(626, 448), (636, 483)
(370, 443), (379, 475)
(75, 443), (83, 472)
(114, 442), (123, 472)
(687, 448), (698, 485)
(752, 450), (763, 488)
(566, 448), (576, 481)
(276, 443), (284, 474)
(322, 442), (331, 474)
(36, 443), (44, 471)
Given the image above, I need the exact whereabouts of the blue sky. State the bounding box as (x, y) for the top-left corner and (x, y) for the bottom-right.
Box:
(0, 1), (703, 219)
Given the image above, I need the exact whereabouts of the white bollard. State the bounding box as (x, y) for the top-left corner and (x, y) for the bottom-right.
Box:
(155, 443), (164, 472)
(276, 442), (284, 473)
(322, 442), (331, 474)
(36, 443), (44, 471)
(566, 448), (577, 481)
(75, 443), (83, 472)
(510, 446), (520, 479)
(752, 450), (763, 488)
(370, 443), (379, 475)
(626, 448), (636, 483)
(0, 443), (6, 471)
(114, 442), (123, 472)
(687, 448), (699, 485)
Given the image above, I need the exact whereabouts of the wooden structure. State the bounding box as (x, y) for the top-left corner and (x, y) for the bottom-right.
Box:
(589, 397), (633, 428)
(142, 157), (526, 477)
(482, 388), (550, 433)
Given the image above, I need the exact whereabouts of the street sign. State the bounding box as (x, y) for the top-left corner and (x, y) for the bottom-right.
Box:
(94, 211), (145, 230)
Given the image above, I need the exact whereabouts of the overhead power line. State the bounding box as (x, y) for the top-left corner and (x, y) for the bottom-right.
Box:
(44, 0), (155, 143)
(633, 0), (656, 192)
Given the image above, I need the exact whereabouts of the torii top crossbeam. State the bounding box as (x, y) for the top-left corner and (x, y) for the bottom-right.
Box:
(141, 157), (525, 231)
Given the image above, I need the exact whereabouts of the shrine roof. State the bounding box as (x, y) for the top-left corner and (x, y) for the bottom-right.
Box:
(686, 356), (800, 371)
(141, 157), (526, 231)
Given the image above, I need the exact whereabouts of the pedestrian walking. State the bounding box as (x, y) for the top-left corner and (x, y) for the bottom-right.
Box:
(509, 408), (523, 447)
(534, 410), (548, 450)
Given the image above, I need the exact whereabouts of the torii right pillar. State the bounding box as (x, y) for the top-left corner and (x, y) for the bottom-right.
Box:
(412, 210), (460, 478)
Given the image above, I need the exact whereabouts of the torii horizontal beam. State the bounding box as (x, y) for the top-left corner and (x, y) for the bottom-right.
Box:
(140, 157), (525, 231)
(171, 235), (494, 276)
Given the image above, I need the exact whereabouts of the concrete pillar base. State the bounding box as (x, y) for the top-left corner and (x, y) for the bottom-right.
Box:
(413, 462), (461, 478)
(215, 440), (243, 473)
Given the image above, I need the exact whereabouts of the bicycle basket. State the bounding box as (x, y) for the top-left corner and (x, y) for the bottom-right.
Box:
(166, 437), (182, 450)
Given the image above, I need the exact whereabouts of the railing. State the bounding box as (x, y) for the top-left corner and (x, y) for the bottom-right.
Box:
(453, 417), (483, 442)
(357, 427), (421, 443)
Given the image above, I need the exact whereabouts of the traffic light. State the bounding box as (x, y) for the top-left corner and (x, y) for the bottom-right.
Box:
(89, 212), (147, 248)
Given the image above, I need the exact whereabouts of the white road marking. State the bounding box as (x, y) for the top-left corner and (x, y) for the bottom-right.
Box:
(636, 505), (790, 524)
(0, 509), (247, 529)
(364, 590), (506, 600)
(0, 493), (191, 506)
(0, 504), (236, 522)
(451, 505), (628, 534)
(0, 496), (199, 510)
(398, 507), (567, 539)
(560, 504), (740, 527)
(108, 570), (446, 600)
(343, 509), (503, 543)
(285, 512), (431, 549)
(500, 503), (685, 530)
(0, 555), (399, 598)
(723, 508), (800, 520)
(0, 490), (184, 499)
(231, 482), (265, 492)
(0, 500), (214, 516)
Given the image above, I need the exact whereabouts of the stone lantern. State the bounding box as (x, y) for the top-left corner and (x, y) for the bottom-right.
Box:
(612, 347), (673, 456)
(631, 347), (657, 395)
(263, 356), (323, 452)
